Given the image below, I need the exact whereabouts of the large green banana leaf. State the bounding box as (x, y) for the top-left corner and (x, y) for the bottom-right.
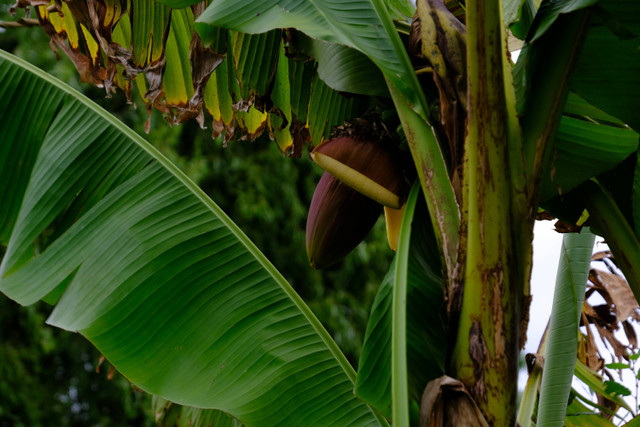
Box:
(0, 49), (382, 426)
(153, 396), (243, 426)
(515, 0), (639, 174)
(538, 105), (639, 201)
(570, 0), (640, 132)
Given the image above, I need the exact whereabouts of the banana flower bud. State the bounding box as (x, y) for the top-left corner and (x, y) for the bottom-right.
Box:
(306, 172), (382, 269)
(310, 136), (408, 209)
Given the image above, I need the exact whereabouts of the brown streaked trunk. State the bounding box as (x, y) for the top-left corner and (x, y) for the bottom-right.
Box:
(449, 0), (523, 424)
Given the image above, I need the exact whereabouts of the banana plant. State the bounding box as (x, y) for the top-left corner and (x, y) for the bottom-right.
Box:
(1, 0), (639, 425)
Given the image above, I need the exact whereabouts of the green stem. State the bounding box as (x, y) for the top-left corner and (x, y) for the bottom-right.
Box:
(369, 0), (431, 118)
(392, 183), (420, 426)
(369, 0), (460, 283)
(388, 81), (460, 284)
(517, 356), (543, 427)
(518, 320), (550, 426)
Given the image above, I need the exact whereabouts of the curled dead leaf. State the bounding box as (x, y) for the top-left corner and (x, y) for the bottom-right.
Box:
(592, 269), (639, 321)
(577, 250), (640, 405)
(419, 376), (489, 427)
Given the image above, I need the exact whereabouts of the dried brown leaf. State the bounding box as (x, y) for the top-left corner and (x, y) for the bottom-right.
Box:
(188, 34), (225, 117)
(622, 320), (637, 348)
(581, 311), (605, 371)
(595, 321), (628, 359)
(592, 251), (612, 261)
(535, 211), (556, 221)
(419, 376), (489, 427)
(594, 270), (639, 321)
(553, 219), (583, 233)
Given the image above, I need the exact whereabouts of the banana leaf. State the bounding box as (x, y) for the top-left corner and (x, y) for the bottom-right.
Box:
(536, 229), (596, 426)
(355, 185), (446, 420)
(0, 49), (382, 427)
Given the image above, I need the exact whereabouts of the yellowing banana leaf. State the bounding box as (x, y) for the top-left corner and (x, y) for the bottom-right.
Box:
(203, 56), (235, 136)
(231, 31), (281, 100)
(191, 0), (425, 116)
(10, 0), (385, 153)
(47, 2), (80, 50)
(34, 1), (103, 84)
(130, 0), (172, 68)
(163, 8), (195, 107)
(268, 44), (294, 154)
(0, 49), (383, 427)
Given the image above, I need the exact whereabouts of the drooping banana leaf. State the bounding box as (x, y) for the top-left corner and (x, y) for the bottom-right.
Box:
(516, 0), (639, 193)
(527, 0), (598, 42)
(384, 0), (416, 22)
(538, 111), (639, 201)
(514, 0), (594, 183)
(0, 49), (383, 427)
(504, 0), (537, 40)
(163, 8), (196, 106)
(231, 30), (281, 101)
(175, 0), (420, 108)
(11, 0), (380, 151)
(289, 33), (389, 98)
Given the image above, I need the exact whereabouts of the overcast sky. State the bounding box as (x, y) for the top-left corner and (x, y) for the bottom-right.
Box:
(525, 220), (564, 354)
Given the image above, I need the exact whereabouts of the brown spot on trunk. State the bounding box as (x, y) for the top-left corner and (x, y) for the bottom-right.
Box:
(468, 320), (488, 403)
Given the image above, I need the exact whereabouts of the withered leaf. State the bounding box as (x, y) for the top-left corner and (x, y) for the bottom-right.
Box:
(593, 270), (639, 321)
(419, 376), (489, 427)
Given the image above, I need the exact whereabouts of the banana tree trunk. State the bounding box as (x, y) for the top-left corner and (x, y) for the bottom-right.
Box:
(450, 0), (525, 424)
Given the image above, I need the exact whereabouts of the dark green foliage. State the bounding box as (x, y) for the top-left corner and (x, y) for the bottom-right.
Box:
(0, 296), (153, 427)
